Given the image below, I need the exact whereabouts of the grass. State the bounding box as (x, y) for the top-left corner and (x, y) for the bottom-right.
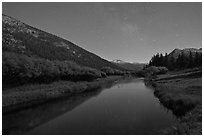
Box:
(149, 68), (202, 134)
(160, 105), (202, 135)
(3, 76), (124, 113)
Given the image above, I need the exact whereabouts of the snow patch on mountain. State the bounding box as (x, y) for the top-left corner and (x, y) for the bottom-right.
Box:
(112, 59), (126, 64)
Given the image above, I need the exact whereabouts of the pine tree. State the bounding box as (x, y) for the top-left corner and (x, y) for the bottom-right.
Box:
(168, 55), (175, 70)
(176, 54), (181, 68)
(198, 53), (202, 66)
(155, 53), (160, 66)
(180, 52), (185, 69)
(188, 51), (193, 68)
(164, 53), (168, 67)
(194, 52), (199, 67)
(159, 53), (164, 66)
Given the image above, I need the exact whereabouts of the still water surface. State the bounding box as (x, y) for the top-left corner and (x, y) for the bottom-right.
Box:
(3, 78), (176, 135)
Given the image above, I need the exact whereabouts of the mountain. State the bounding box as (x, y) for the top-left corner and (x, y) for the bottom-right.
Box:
(112, 59), (127, 64)
(149, 47), (202, 70)
(168, 48), (202, 60)
(111, 59), (146, 71)
(2, 14), (123, 70)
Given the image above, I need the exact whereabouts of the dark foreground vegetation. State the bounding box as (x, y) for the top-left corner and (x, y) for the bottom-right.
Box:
(3, 52), (132, 89)
(3, 52), (103, 88)
(101, 66), (130, 76)
(137, 66), (168, 77)
(2, 52), (133, 113)
(147, 68), (202, 134)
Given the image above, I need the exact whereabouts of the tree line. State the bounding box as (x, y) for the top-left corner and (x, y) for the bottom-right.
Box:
(3, 52), (129, 88)
(148, 51), (202, 70)
(3, 52), (105, 87)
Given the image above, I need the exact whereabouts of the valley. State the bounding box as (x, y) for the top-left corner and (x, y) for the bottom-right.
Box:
(2, 6), (202, 135)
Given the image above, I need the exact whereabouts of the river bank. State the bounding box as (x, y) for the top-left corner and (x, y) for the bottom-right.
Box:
(3, 77), (176, 135)
(148, 68), (202, 134)
(3, 76), (126, 113)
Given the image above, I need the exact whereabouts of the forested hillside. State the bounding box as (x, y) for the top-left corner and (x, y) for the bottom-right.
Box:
(148, 48), (202, 70)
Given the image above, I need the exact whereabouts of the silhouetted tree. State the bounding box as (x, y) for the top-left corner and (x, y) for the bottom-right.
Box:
(148, 51), (202, 70)
(159, 53), (164, 66)
(164, 53), (168, 67)
(194, 52), (202, 67)
(188, 51), (193, 68)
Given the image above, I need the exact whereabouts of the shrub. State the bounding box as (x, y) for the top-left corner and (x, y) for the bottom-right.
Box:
(156, 66), (168, 74)
(101, 66), (125, 76)
(144, 66), (168, 75)
(3, 52), (104, 87)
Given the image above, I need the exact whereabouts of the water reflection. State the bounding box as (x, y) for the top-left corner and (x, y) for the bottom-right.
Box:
(2, 80), (119, 135)
(3, 78), (176, 135)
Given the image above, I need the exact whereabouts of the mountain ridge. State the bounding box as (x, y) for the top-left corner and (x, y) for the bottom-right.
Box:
(2, 14), (123, 71)
(111, 59), (146, 71)
(168, 48), (202, 60)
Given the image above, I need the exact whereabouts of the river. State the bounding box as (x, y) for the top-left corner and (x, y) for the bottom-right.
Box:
(3, 78), (176, 135)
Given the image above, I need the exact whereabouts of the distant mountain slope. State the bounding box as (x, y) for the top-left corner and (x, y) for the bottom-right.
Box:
(111, 59), (146, 71)
(2, 14), (123, 70)
(168, 48), (202, 60)
(112, 59), (127, 64)
(148, 47), (202, 70)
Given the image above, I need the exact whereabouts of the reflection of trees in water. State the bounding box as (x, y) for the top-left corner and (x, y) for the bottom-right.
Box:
(143, 80), (153, 88)
(144, 80), (177, 118)
(3, 82), (116, 135)
(2, 78), (132, 135)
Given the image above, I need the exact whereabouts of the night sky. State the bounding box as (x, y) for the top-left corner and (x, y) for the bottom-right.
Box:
(2, 2), (202, 63)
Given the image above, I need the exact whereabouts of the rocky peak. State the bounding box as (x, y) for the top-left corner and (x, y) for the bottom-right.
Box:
(168, 48), (202, 60)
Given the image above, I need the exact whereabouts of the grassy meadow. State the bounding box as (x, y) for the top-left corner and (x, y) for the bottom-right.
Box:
(150, 68), (202, 134)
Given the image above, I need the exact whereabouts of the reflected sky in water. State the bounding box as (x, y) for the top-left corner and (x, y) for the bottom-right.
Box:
(26, 79), (176, 135)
